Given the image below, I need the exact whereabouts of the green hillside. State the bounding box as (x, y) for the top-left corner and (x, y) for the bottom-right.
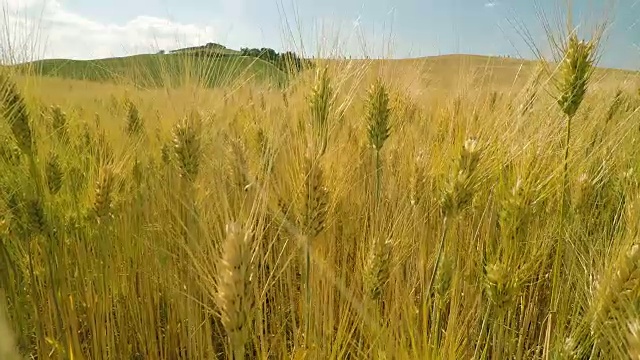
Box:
(12, 52), (288, 88)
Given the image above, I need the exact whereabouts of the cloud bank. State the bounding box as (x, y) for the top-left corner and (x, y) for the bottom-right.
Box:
(0, 0), (261, 62)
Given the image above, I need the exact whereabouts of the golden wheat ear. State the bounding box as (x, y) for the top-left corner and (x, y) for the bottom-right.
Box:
(363, 236), (392, 304)
(0, 72), (33, 156)
(586, 244), (640, 354)
(301, 155), (328, 238)
(216, 222), (254, 360)
(366, 78), (391, 153)
(483, 262), (520, 310)
(93, 165), (115, 223)
(50, 105), (69, 142)
(125, 99), (144, 137)
(441, 137), (481, 218)
(308, 65), (333, 158)
(172, 111), (203, 182)
(45, 151), (64, 195)
(556, 33), (597, 119)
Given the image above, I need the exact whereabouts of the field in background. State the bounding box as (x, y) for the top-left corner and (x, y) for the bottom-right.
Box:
(9, 50), (638, 95)
(2, 32), (640, 360)
(11, 53), (288, 88)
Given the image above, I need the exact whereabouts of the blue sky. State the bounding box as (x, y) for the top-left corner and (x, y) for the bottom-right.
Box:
(2, 0), (639, 69)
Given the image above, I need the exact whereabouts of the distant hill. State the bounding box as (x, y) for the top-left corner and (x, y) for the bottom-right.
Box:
(9, 47), (637, 92)
(12, 52), (288, 88)
(8, 42), (318, 88)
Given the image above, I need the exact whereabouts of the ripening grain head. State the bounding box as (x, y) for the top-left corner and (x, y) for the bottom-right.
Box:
(216, 222), (255, 359)
(556, 33), (597, 119)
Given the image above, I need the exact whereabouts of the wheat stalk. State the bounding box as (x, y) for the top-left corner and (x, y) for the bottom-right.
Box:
(555, 32), (597, 213)
(361, 77), (394, 319)
(547, 31), (598, 351)
(628, 318), (640, 360)
(366, 78), (391, 205)
(0, 297), (20, 360)
(428, 137), (481, 297)
(519, 61), (547, 116)
(565, 243), (640, 357)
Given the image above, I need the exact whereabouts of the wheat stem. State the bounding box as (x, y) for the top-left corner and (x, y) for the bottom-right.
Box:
(426, 216), (449, 298)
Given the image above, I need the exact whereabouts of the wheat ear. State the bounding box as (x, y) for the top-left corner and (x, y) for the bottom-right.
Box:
(125, 99), (144, 137)
(45, 151), (64, 195)
(50, 105), (69, 142)
(216, 222), (254, 360)
(172, 111), (203, 182)
(93, 165), (115, 223)
(0, 72), (33, 155)
(428, 138), (481, 297)
(362, 77), (393, 309)
(300, 66), (333, 345)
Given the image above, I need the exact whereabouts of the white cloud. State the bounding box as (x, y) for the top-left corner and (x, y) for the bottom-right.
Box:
(3, 0), (43, 10)
(484, 2), (497, 8)
(0, 0), (262, 62)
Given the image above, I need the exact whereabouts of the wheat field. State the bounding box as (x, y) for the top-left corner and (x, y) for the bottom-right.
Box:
(2, 18), (640, 360)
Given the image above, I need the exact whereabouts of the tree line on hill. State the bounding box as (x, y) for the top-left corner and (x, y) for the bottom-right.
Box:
(239, 47), (313, 73)
(159, 43), (312, 74)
